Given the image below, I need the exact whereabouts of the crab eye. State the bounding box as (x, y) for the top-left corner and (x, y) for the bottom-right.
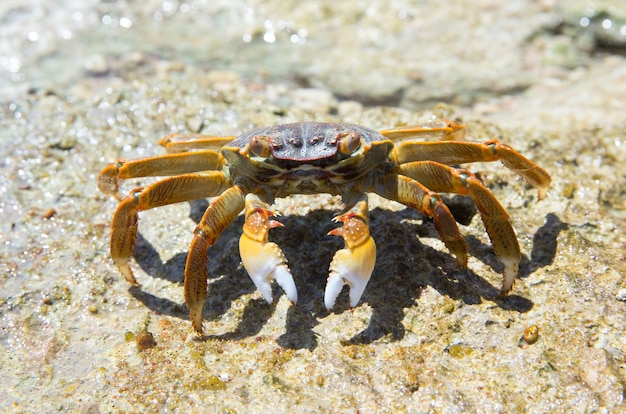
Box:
(338, 132), (361, 155)
(249, 136), (272, 157)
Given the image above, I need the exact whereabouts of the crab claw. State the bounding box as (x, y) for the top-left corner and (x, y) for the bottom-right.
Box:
(239, 207), (298, 305)
(325, 213), (376, 311)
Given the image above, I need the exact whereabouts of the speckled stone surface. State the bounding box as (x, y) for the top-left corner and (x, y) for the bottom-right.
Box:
(1, 1), (625, 412)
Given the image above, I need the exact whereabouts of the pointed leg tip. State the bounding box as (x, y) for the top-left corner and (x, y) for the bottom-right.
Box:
(498, 259), (519, 297)
(456, 257), (468, 269)
(192, 323), (204, 336)
(189, 305), (205, 335)
(498, 279), (515, 297)
(117, 263), (139, 285)
(498, 288), (512, 297)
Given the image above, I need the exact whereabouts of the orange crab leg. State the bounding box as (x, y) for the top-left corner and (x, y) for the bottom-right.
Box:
(158, 133), (235, 153)
(391, 140), (551, 199)
(185, 185), (246, 334)
(397, 161), (521, 294)
(325, 195), (377, 311)
(379, 119), (466, 142)
(373, 174), (468, 268)
(109, 172), (230, 286)
(98, 151), (224, 195)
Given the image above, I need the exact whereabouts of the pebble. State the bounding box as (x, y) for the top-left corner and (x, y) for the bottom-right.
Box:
(84, 54), (108, 75)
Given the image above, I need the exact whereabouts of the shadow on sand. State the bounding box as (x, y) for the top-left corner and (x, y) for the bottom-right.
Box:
(126, 198), (564, 350)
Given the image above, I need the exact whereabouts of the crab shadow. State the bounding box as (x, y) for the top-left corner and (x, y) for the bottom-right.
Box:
(128, 198), (564, 350)
(341, 210), (565, 346)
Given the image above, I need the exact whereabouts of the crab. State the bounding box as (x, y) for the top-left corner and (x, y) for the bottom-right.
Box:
(98, 120), (551, 334)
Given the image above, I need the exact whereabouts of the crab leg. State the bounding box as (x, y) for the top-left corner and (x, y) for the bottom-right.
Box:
(158, 133), (235, 153)
(98, 151), (224, 195)
(379, 119), (466, 142)
(185, 185), (246, 334)
(109, 171), (230, 286)
(397, 161), (520, 294)
(238, 194), (297, 306)
(325, 194), (377, 311)
(373, 174), (469, 268)
(391, 140), (551, 199)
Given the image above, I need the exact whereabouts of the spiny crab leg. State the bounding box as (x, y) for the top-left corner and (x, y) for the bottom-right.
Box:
(379, 119), (466, 142)
(98, 151), (224, 196)
(397, 161), (521, 294)
(238, 195), (297, 305)
(158, 133), (235, 153)
(109, 172), (230, 286)
(325, 196), (377, 311)
(373, 173), (469, 268)
(185, 185), (246, 334)
(391, 140), (552, 200)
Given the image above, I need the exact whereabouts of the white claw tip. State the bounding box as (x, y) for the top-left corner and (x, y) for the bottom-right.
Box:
(324, 272), (345, 311)
(245, 261), (298, 305)
(240, 235), (298, 306)
(348, 277), (369, 308)
(324, 239), (376, 311)
(324, 269), (370, 311)
(253, 276), (275, 305)
(274, 265), (298, 304)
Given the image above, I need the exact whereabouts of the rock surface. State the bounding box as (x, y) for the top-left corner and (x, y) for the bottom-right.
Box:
(1, 1), (625, 412)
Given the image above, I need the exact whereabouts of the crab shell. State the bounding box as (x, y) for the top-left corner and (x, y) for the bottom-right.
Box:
(221, 122), (393, 197)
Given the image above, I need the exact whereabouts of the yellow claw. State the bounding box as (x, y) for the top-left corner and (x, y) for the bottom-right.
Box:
(239, 205), (297, 304)
(325, 213), (376, 310)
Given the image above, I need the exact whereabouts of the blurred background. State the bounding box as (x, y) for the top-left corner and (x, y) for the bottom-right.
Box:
(2, 0), (625, 108)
